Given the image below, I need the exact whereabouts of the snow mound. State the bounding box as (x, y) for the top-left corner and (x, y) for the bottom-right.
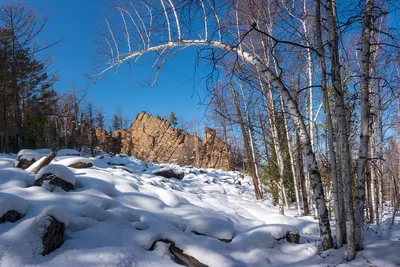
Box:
(0, 168), (34, 189)
(185, 214), (234, 241)
(57, 149), (80, 156)
(1, 151), (397, 266)
(0, 158), (16, 169)
(42, 205), (69, 225)
(52, 156), (93, 167)
(17, 149), (40, 161)
(35, 164), (76, 186)
(0, 192), (29, 217)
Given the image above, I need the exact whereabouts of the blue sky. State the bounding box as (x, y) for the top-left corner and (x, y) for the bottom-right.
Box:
(16, 0), (210, 131)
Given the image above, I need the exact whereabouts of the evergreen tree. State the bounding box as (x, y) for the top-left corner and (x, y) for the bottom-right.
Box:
(169, 112), (177, 127)
(95, 106), (106, 130)
(112, 105), (123, 131)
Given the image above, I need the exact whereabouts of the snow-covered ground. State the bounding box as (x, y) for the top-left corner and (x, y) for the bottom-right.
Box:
(0, 151), (399, 267)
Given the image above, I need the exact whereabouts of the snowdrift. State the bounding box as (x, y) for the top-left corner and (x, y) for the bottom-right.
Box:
(0, 151), (398, 267)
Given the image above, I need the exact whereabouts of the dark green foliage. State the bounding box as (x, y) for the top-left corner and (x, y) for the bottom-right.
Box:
(95, 106), (106, 130)
(0, 26), (56, 152)
(112, 105), (124, 131)
(169, 112), (177, 127)
(261, 113), (295, 204)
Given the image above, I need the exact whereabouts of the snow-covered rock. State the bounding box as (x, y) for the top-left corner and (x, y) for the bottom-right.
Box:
(185, 214), (234, 241)
(0, 192), (29, 219)
(52, 156), (93, 169)
(17, 149), (40, 161)
(153, 167), (184, 180)
(34, 164), (76, 191)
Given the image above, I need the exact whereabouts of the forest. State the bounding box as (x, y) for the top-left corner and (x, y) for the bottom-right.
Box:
(0, 0), (399, 264)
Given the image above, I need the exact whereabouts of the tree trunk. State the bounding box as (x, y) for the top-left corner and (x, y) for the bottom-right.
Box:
(229, 83), (262, 200)
(33, 152), (56, 174)
(280, 95), (301, 215)
(315, 0), (343, 247)
(266, 89), (286, 214)
(355, 0), (374, 251)
(294, 81), (309, 216)
(377, 84), (383, 224)
(326, 0), (356, 259)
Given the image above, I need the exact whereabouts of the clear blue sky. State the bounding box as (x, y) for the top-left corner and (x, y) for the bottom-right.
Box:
(15, 0), (210, 131)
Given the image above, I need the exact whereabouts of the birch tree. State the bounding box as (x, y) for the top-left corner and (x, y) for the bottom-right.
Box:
(355, 0), (374, 251)
(326, 0), (356, 259)
(97, 0), (333, 250)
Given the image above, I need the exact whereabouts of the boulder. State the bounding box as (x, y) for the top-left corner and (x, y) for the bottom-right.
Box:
(17, 158), (36, 169)
(34, 165), (75, 192)
(68, 162), (93, 169)
(0, 210), (23, 223)
(0, 193), (29, 223)
(285, 232), (300, 244)
(41, 216), (65, 256)
(153, 168), (184, 180)
(16, 149), (40, 169)
(34, 174), (75, 192)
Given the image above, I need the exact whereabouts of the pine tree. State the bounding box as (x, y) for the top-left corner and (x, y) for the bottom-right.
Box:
(169, 112), (177, 127)
(95, 106), (106, 130)
(112, 106), (123, 131)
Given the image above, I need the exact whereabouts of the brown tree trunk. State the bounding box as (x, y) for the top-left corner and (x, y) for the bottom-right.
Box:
(33, 152), (56, 174)
(229, 82), (262, 200)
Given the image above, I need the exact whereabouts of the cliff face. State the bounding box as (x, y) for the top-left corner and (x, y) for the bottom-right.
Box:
(98, 112), (231, 170)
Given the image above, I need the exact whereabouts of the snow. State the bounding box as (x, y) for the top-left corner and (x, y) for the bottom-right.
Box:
(0, 152), (399, 267)
(41, 205), (69, 225)
(35, 164), (76, 186)
(17, 149), (40, 161)
(0, 158), (16, 169)
(0, 192), (29, 217)
(52, 156), (93, 167)
(56, 149), (80, 156)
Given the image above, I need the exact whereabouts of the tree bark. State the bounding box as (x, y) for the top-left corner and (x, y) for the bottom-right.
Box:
(326, 0), (356, 259)
(229, 82), (262, 200)
(355, 0), (374, 251)
(280, 95), (302, 216)
(33, 152), (56, 174)
(315, 0), (343, 247)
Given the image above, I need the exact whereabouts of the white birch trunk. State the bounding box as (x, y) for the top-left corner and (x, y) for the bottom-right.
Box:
(99, 16), (334, 250)
(280, 96), (302, 215)
(326, 0), (356, 259)
(355, 0), (374, 251)
(315, 0), (343, 246)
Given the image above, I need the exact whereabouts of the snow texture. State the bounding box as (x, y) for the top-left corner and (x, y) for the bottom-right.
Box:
(52, 156), (93, 167)
(56, 149), (80, 156)
(0, 152), (399, 267)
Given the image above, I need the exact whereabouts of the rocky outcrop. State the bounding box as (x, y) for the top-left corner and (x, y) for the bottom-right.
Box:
(96, 111), (231, 170)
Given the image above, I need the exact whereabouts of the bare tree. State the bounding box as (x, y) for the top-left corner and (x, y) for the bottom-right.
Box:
(97, 0), (333, 250)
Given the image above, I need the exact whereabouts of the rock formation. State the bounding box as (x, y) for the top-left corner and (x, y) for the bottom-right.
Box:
(96, 111), (231, 170)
